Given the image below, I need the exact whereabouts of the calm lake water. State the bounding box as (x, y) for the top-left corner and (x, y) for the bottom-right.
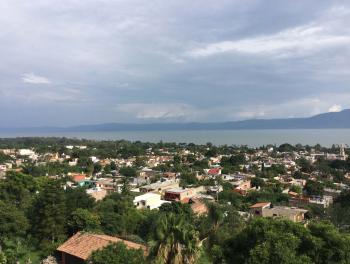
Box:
(0, 129), (349, 147)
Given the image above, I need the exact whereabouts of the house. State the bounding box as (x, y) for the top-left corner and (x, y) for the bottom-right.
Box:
(139, 179), (179, 194)
(309, 195), (333, 208)
(249, 202), (307, 223)
(133, 193), (169, 210)
(57, 232), (147, 264)
(233, 180), (253, 196)
(205, 168), (222, 176)
(138, 168), (156, 179)
(95, 178), (117, 193)
(18, 149), (35, 156)
(289, 192), (333, 208)
(70, 174), (87, 183)
(86, 187), (108, 201)
(249, 202), (271, 216)
(163, 172), (176, 179)
(164, 186), (205, 203)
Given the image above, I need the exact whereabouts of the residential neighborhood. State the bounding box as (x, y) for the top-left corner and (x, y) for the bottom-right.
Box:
(0, 138), (350, 263)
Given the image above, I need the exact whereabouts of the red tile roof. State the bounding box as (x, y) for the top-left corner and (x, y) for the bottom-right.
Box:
(71, 174), (86, 182)
(57, 232), (147, 260)
(208, 168), (221, 175)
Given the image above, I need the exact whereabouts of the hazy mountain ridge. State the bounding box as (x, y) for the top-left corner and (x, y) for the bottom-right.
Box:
(2, 109), (350, 132)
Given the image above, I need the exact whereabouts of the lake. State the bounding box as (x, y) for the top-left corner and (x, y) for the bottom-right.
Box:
(0, 129), (349, 147)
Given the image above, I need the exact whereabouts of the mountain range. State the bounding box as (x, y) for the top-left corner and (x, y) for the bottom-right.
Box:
(2, 109), (350, 132)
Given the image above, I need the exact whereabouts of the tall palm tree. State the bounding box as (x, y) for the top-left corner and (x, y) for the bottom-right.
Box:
(149, 213), (199, 264)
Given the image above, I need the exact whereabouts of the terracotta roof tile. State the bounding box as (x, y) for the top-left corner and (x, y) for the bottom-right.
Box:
(57, 232), (147, 260)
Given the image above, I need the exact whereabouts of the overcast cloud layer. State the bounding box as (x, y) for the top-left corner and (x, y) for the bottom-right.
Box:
(1, 0), (350, 126)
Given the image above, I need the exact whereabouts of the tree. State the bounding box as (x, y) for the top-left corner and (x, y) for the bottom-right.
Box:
(0, 201), (28, 242)
(134, 157), (147, 168)
(222, 218), (350, 264)
(289, 185), (302, 194)
(119, 167), (137, 177)
(65, 187), (95, 214)
(224, 218), (312, 264)
(96, 194), (142, 236)
(278, 144), (295, 153)
(0, 251), (6, 264)
(121, 177), (131, 196)
(329, 190), (350, 229)
(251, 177), (265, 188)
(67, 208), (100, 234)
(30, 180), (67, 246)
(296, 158), (313, 173)
(158, 203), (193, 220)
(307, 221), (350, 264)
(304, 180), (324, 196)
(89, 243), (145, 264)
(94, 163), (103, 174)
(0, 172), (37, 209)
(180, 173), (197, 186)
(149, 213), (199, 264)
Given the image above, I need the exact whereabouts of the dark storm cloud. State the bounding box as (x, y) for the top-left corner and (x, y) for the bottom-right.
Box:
(1, 0), (350, 125)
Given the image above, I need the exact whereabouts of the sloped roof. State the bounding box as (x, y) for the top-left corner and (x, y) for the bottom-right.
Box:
(249, 202), (271, 208)
(208, 168), (221, 175)
(57, 232), (147, 260)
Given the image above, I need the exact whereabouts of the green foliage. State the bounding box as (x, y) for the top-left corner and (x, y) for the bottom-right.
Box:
(149, 213), (199, 264)
(96, 193), (143, 236)
(119, 167), (137, 177)
(159, 202), (194, 220)
(30, 180), (67, 247)
(0, 201), (28, 242)
(0, 172), (37, 209)
(89, 242), (145, 264)
(0, 251), (6, 264)
(251, 177), (265, 188)
(67, 208), (100, 234)
(205, 148), (218, 158)
(121, 177), (131, 196)
(278, 143), (296, 153)
(245, 189), (289, 205)
(180, 172), (198, 186)
(220, 154), (246, 167)
(304, 180), (324, 196)
(65, 187), (95, 213)
(192, 159), (209, 170)
(296, 158), (313, 173)
(223, 218), (350, 264)
(329, 190), (350, 230)
(289, 185), (302, 194)
(22, 162), (82, 177)
(0, 153), (12, 163)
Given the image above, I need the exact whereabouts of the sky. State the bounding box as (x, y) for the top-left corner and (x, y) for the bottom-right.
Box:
(1, 0), (350, 126)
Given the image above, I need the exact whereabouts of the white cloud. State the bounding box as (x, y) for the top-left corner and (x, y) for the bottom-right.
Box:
(187, 24), (350, 58)
(116, 103), (194, 119)
(235, 94), (350, 120)
(22, 73), (51, 84)
(329, 104), (342, 112)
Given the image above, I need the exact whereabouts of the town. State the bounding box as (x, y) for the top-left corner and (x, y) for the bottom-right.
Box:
(0, 137), (350, 263)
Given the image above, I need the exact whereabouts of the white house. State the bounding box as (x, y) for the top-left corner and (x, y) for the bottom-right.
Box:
(133, 193), (169, 210)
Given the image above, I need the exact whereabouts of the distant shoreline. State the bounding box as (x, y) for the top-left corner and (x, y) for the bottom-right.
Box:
(0, 129), (349, 147)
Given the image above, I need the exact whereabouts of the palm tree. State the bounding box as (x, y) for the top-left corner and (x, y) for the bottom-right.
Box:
(207, 203), (224, 232)
(149, 213), (199, 264)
